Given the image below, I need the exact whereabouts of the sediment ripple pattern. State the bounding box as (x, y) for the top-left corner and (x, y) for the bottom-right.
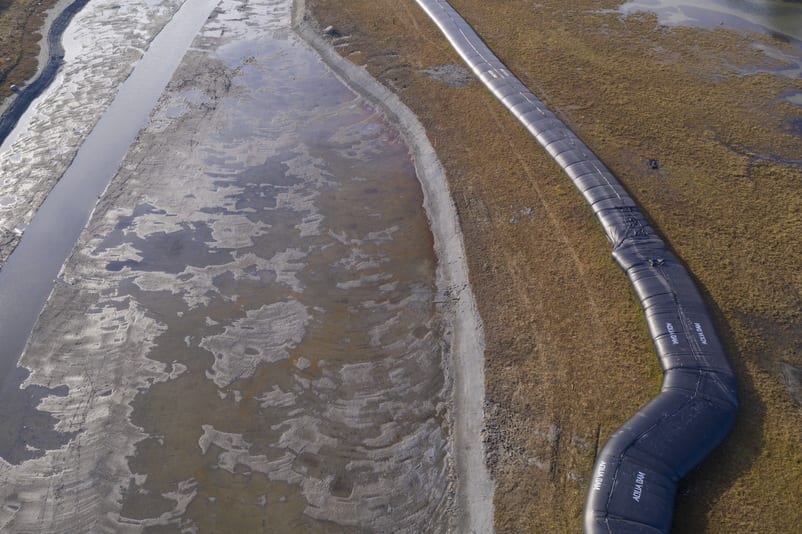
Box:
(414, 1), (738, 532)
(0, 0), (453, 531)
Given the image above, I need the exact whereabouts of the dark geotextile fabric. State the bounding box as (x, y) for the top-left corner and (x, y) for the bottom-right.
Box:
(415, 1), (738, 532)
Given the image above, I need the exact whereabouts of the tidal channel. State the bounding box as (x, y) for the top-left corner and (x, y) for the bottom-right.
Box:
(0, 0), (451, 531)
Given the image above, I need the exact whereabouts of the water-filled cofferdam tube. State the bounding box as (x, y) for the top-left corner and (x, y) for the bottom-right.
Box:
(413, 1), (738, 532)
(0, 0), (90, 145)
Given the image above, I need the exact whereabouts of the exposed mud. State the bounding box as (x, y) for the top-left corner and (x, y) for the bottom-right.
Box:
(0, 0), (61, 105)
(293, 2), (493, 530)
(0, 0), (478, 531)
(0, 0), (186, 263)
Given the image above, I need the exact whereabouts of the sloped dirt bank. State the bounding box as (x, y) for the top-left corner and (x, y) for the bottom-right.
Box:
(294, 1), (495, 531)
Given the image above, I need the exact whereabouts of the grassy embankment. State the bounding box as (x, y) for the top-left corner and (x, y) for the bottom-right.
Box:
(309, 0), (802, 532)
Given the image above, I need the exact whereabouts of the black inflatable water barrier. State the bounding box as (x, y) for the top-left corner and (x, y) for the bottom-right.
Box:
(0, 0), (91, 146)
(413, 1), (738, 532)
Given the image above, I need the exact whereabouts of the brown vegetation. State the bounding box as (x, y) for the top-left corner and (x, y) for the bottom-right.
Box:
(308, 0), (802, 532)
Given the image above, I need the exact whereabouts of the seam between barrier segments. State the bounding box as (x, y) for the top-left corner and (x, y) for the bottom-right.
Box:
(574, 163), (623, 202)
(656, 262), (706, 363)
(434, 0), (626, 213)
(656, 260), (736, 402)
(656, 263), (737, 402)
(605, 255), (708, 526)
(449, 6), (724, 496)
(601, 370), (704, 527)
(603, 262), (733, 521)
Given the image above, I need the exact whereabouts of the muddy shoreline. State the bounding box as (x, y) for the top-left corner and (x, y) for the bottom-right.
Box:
(0, 0), (60, 108)
(0, 0), (89, 144)
(293, 1), (494, 530)
(0, 0), (485, 530)
(0, 0), (187, 264)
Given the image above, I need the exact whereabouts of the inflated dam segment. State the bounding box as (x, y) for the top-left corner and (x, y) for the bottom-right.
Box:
(413, 1), (738, 532)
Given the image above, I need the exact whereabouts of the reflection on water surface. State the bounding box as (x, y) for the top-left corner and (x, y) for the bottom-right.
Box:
(620, 0), (802, 78)
(0, 0), (451, 531)
(620, 0), (802, 41)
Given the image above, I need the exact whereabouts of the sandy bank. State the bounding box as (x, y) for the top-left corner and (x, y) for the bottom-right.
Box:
(293, 1), (494, 531)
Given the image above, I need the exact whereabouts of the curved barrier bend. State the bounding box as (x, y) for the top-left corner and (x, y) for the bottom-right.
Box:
(0, 0), (90, 145)
(413, 1), (738, 532)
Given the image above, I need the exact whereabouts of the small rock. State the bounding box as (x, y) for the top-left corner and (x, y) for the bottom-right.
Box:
(323, 25), (340, 38)
(648, 158), (660, 170)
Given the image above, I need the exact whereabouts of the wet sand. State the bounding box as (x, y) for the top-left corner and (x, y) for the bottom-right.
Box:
(0, 0), (187, 258)
(0, 0), (490, 530)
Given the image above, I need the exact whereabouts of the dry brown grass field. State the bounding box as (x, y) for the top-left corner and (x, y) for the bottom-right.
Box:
(308, 0), (801, 532)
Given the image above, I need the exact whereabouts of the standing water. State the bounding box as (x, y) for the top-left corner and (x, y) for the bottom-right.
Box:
(619, 1), (802, 91)
(0, 0), (452, 531)
(0, 0), (219, 463)
(620, 0), (802, 42)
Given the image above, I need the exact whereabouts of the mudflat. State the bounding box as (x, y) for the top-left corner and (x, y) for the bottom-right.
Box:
(307, 0), (801, 532)
(0, 0), (466, 530)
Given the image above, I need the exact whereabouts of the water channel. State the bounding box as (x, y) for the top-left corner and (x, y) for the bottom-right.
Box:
(0, 0), (220, 447)
(620, 1), (802, 104)
(620, 0), (802, 42)
(0, 0), (452, 531)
